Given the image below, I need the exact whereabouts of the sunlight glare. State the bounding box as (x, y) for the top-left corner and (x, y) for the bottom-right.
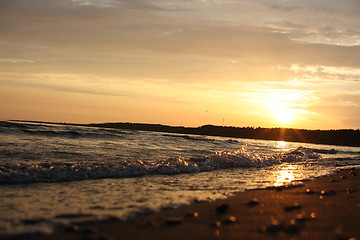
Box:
(276, 141), (287, 148)
(260, 89), (305, 126)
(273, 104), (295, 125)
(273, 166), (296, 186)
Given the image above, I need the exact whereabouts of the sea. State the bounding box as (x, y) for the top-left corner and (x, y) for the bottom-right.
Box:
(1, 120), (359, 238)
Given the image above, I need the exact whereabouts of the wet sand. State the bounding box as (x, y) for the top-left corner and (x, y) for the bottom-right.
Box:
(26, 168), (359, 240)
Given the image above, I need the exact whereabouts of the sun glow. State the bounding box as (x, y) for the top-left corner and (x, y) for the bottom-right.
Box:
(272, 104), (294, 124)
(259, 88), (307, 126)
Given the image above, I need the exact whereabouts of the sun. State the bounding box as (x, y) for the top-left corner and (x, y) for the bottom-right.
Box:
(273, 105), (295, 125)
(261, 90), (302, 126)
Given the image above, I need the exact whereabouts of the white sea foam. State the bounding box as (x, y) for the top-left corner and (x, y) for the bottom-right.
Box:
(0, 147), (324, 184)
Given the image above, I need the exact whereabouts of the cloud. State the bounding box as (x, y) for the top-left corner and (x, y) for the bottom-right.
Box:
(0, 79), (135, 97)
(71, 0), (121, 8)
(2, 0), (359, 70)
(0, 59), (38, 63)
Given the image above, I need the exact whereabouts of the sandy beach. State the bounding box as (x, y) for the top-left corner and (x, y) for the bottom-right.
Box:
(18, 167), (359, 240)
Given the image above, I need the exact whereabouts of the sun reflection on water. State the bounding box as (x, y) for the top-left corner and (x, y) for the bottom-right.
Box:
(273, 165), (298, 187)
(276, 141), (287, 148)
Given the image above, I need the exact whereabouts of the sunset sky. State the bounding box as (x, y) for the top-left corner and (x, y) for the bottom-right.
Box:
(1, 0), (359, 129)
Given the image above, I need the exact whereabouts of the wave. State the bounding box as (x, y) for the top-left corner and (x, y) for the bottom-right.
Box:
(20, 129), (129, 139)
(308, 148), (338, 154)
(21, 130), (83, 139)
(0, 121), (32, 129)
(0, 147), (323, 185)
(307, 147), (360, 156)
(0, 121), (129, 139)
(162, 134), (216, 142)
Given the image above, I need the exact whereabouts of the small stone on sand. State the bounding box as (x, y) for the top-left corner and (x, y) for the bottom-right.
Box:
(214, 230), (221, 237)
(212, 221), (222, 227)
(186, 212), (199, 218)
(66, 224), (80, 232)
(321, 190), (336, 196)
(261, 219), (282, 234)
(284, 202), (302, 211)
(295, 214), (309, 223)
(165, 217), (183, 225)
(305, 189), (315, 194)
(219, 215), (237, 224)
(247, 198), (259, 207)
(346, 188), (353, 194)
(216, 203), (229, 214)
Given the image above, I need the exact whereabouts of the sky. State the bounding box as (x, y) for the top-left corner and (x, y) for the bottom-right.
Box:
(0, 0), (360, 129)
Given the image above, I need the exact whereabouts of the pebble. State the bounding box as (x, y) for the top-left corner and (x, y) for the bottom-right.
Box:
(295, 214), (309, 223)
(284, 202), (302, 211)
(247, 198), (259, 207)
(261, 219), (282, 233)
(305, 189), (315, 194)
(66, 224), (80, 232)
(216, 203), (229, 214)
(214, 230), (221, 237)
(219, 215), (237, 224)
(165, 216), (183, 225)
(138, 219), (159, 227)
(21, 218), (45, 224)
(213, 215), (237, 226)
(321, 190), (336, 196)
(346, 188), (353, 194)
(284, 220), (302, 234)
(186, 211), (199, 218)
(212, 221), (222, 227)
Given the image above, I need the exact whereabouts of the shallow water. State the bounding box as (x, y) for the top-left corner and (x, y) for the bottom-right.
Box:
(0, 121), (359, 236)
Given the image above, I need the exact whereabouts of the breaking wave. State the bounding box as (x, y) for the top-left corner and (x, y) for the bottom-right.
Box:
(0, 147), (322, 184)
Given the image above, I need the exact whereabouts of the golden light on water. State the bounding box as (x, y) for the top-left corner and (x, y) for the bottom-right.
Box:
(273, 165), (297, 187)
(276, 141), (287, 148)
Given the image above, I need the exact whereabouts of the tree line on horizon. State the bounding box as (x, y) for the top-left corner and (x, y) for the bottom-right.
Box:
(89, 122), (360, 147)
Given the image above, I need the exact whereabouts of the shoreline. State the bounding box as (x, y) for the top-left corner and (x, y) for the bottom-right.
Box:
(21, 167), (359, 240)
(8, 120), (360, 147)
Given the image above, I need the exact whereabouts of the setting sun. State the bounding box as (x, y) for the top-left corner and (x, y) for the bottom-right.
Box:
(255, 88), (309, 127)
(273, 105), (295, 125)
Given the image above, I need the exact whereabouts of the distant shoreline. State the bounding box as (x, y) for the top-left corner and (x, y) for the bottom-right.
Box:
(9, 120), (360, 147)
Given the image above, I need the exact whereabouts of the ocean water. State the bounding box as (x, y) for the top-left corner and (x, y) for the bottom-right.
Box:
(1, 121), (359, 237)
